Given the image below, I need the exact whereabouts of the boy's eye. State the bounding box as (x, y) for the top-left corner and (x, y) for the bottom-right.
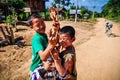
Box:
(33, 22), (41, 27)
(60, 38), (71, 41)
(36, 23), (40, 26)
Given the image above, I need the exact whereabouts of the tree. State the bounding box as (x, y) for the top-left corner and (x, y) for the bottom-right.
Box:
(101, 0), (120, 19)
(61, 0), (71, 6)
(51, 0), (71, 8)
(8, 0), (26, 14)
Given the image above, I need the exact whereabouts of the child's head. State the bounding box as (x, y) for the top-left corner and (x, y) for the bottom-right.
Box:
(49, 6), (57, 14)
(28, 13), (46, 34)
(59, 26), (75, 48)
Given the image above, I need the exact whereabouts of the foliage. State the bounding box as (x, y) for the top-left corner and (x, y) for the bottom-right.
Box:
(101, 0), (120, 20)
(4, 15), (12, 24)
(0, 0), (26, 15)
(18, 13), (24, 20)
(79, 6), (100, 19)
(8, 0), (26, 14)
(4, 15), (16, 27)
(65, 10), (69, 19)
(0, 0), (26, 24)
(70, 5), (76, 9)
(18, 12), (30, 21)
(3, 8), (17, 27)
(0, 0), (7, 2)
(51, 0), (71, 8)
(45, 8), (51, 20)
(70, 4), (80, 10)
(80, 6), (88, 16)
(45, 11), (51, 20)
(60, 0), (71, 6)
(25, 12), (29, 19)
(40, 12), (45, 19)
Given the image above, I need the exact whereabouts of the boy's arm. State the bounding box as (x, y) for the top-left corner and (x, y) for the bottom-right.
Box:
(39, 7), (60, 61)
(39, 31), (58, 61)
(54, 59), (66, 76)
(38, 43), (54, 61)
(64, 53), (74, 74)
(51, 49), (66, 76)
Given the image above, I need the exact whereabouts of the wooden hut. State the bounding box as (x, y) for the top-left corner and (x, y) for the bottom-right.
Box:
(24, 0), (47, 13)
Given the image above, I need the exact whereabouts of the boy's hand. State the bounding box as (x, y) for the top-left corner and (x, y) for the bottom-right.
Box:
(51, 48), (60, 60)
(47, 29), (58, 46)
(43, 61), (56, 71)
(50, 12), (57, 22)
(43, 61), (52, 70)
(49, 7), (58, 22)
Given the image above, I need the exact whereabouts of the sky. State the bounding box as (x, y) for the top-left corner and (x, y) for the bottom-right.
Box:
(45, 0), (109, 13)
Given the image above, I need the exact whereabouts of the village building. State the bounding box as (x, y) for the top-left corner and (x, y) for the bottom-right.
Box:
(24, 0), (47, 13)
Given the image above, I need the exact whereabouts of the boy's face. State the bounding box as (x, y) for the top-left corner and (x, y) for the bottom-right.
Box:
(59, 33), (75, 48)
(31, 18), (46, 34)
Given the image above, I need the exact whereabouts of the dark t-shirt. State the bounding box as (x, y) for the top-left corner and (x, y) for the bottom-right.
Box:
(59, 45), (77, 79)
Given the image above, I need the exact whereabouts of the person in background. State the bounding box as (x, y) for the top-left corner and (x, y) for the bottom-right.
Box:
(105, 22), (113, 37)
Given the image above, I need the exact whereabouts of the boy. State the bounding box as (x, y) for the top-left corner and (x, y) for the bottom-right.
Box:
(28, 13), (57, 73)
(29, 13), (66, 80)
(31, 55), (66, 80)
(58, 26), (77, 79)
(105, 22), (113, 37)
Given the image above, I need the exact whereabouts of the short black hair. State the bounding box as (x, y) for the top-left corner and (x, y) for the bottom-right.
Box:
(28, 13), (41, 26)
(59, 26), (75, 38)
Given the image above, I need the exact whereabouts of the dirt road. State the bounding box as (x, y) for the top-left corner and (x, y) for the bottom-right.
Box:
(0, 18), (120, 80)
(76, 18), (120, 80)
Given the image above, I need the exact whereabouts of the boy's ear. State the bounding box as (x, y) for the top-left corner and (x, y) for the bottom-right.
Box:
(30, 26), (33, 29)
(72, 37), (75, 42)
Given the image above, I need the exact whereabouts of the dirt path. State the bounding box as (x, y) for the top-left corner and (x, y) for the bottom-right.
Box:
(0, 19), (120, 80)
(76, 18), (120, 80)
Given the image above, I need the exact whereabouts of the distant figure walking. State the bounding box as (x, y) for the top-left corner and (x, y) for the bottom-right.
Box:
(105, 22), (113, 37)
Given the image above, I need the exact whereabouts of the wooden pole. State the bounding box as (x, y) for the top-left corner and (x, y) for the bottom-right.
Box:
(0, 26), (6, 39)
(9, 27), (14, 44)
(75, 0), (78, 23)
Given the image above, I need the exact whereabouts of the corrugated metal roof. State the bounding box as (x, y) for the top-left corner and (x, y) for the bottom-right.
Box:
(70, 10), (81, 14)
